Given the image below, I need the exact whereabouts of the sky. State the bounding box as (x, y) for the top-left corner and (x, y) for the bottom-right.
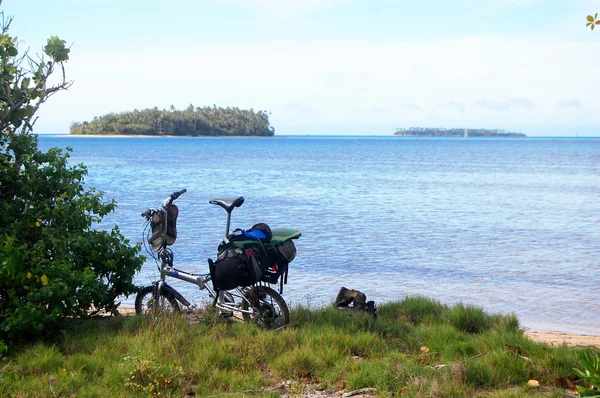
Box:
(3, 0), (599, 136)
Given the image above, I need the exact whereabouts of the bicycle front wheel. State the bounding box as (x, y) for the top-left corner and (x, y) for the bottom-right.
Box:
(135, 285), (180, 316)
(242, 286), (290, 328)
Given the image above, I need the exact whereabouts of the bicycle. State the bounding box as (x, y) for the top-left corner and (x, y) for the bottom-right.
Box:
(135, 189), (301, 329)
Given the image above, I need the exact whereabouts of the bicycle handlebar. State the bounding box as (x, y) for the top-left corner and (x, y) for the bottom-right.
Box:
(170, 188), (187, 200)
(141, 189), (187, 217)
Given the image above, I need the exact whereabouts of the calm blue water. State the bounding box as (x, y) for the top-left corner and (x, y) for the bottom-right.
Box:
(38, 135), (600, 334)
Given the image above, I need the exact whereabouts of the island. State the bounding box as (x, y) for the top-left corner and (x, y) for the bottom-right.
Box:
(394, 127), (526, 137)
(70, 105), (275, 136)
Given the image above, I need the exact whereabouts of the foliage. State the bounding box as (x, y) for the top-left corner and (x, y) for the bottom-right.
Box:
(587, 13), (600, 31)
(573, 352), (600, 397)
(1, 299), (595, 397)
(0, 5), (144, 351)
(70, 105), (275, 136)
(122, 353), (189, 394)
(0, 13), (71, 135)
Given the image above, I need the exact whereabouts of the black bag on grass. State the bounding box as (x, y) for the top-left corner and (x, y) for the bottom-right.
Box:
(334, 287), (377, 318)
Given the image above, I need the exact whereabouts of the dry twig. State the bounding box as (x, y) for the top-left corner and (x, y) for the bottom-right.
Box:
(429, 351), (490, 370)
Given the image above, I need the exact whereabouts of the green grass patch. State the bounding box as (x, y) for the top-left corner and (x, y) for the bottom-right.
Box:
(0, 297), (596, 397)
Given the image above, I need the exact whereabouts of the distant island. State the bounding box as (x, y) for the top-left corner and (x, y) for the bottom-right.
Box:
(70, 105), (274, 136)
(394, 127), (526, 137)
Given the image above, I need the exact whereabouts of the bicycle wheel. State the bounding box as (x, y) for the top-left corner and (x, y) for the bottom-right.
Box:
(241, 286), (290, 328)
(135, 285), (180, 315)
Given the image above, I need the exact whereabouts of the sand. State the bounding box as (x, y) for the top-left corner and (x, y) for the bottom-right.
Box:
(525, 331), (600, 348)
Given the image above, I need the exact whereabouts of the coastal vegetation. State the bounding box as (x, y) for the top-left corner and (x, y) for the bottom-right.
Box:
(1, 297), (598, 397)
(70, 105), (275, 136)
(586, 13), (599, 30)
(0, 4), (143, 353)
(394, 127), (526, 137)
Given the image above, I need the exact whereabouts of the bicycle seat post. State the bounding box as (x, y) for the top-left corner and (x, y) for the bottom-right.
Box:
(208, 196), (245, 239)
(224, 210), (232, 238)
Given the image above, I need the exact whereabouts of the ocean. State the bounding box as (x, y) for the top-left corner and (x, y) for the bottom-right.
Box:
(37, 135), (600, 334)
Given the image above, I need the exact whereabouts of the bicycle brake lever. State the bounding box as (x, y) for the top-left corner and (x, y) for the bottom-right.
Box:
(140, 208), (154, 225)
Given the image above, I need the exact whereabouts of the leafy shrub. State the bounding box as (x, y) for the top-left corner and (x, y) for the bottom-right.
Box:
(122, 354), (188, 394)
(0, 8), (144, 350)
(573, 351), (600, 397)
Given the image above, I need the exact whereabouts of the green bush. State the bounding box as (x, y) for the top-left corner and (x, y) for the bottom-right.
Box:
(0, 7), (144, 350)
(573, 351), (600, 397)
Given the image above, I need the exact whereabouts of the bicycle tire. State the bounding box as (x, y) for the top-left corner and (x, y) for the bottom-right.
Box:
(135, 285), (180, 316)
(241, 286), (290, 328)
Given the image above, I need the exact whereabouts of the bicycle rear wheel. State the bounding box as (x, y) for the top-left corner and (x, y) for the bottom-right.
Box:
(241, 286), (289, 328)
(135, 285), (180, 316)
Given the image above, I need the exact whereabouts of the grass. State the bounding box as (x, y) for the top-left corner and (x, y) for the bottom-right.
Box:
(0, 295), (597, 397)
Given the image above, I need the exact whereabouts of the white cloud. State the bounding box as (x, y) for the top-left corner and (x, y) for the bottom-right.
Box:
(33, 34), (600, 135)
(507, 97), (535, 109)
(287, 103), (319, 115)
(398, 103), (424, 112)
(557, 98), (583, 108)
(474, 98), (511, 111)
(474, 97), (535, 111)
(439, 102), (466, 113)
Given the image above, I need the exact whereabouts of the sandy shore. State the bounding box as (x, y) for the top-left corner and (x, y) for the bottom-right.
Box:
(524, 331), (600, 348)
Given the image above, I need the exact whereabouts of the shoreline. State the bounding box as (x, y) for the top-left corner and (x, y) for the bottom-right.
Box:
(62, 134), (274, 138)
(524, 331), (600, 348)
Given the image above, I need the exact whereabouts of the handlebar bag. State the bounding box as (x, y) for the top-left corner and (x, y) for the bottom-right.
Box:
(165, 204), (178, 245)
(149, 204), (178, 252)
(213, 247), (262, 291)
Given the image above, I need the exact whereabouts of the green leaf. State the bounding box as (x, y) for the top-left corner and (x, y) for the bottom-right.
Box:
(21, 77), (31, 90)
(44, 36), (70, 62)
(11, 118), (22, 129)
(588, 15), (595, 22)
(6, 46), (17, 57)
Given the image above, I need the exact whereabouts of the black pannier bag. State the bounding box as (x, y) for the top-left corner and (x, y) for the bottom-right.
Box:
(149, 204), (178, 252)
(277, 239), (297, 263)
(212, 247), (263, 291)
(214, 226), (301, 293)
(261, 239), (297, 289)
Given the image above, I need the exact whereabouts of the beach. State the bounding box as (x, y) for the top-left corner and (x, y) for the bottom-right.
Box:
(525, 331), (600, 348)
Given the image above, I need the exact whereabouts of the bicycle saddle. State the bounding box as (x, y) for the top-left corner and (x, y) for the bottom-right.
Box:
(209, 196), (244, 213)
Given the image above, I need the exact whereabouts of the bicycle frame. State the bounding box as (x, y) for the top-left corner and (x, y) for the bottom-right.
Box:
(151, 228), (256, 317)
